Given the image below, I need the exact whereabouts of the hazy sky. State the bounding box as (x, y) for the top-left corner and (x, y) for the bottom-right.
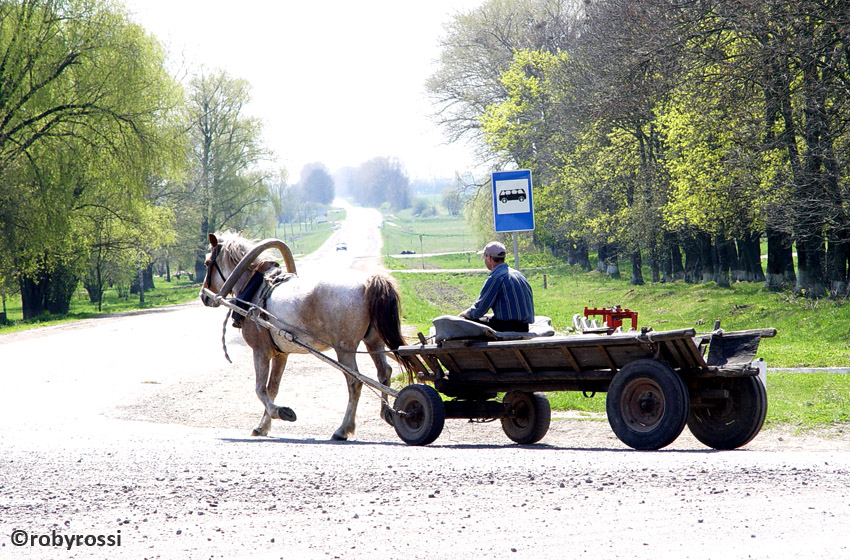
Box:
(123, 0), (485, 181)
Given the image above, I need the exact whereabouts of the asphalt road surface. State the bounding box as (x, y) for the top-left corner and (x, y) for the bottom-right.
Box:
(1, 204), (849, 559)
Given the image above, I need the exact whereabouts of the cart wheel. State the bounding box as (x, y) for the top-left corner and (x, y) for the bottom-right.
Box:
(687, 376), (767, 450)
(501, 391), (551, 445)
(606, 359), (688, 450)
(393, 384), (445, 446)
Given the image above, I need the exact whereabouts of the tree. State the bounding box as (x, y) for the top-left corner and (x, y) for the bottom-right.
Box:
(186, 69), (272, 280)
(300, 164), (335, 204)
(664, 0), (850, 296)
(0, 0), (185, 318)
(350, 157), (412, 209)
(427, 0), (581, 146)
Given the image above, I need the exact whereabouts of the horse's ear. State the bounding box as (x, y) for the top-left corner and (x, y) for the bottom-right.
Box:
(209, 233), (219, 247)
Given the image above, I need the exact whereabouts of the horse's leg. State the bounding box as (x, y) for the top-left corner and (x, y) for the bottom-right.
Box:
(332, 346), (362, 441)
(364, 329), (396, 426)
(252, 352), (292, 436)
(250, 349), (296, 436)
(243, 323), (296, 436)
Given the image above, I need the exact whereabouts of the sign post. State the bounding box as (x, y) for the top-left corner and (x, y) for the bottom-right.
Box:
(492, 169), (534, 268)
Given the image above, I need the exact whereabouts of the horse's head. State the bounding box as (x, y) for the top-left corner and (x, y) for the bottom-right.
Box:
(200, 231), (297, 307)
(199, 233), (234, 307)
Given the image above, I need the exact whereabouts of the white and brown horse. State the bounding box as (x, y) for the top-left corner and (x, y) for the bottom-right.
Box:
(200, 231), (410, 440)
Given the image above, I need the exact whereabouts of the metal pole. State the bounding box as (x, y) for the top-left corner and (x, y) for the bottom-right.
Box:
(512, 232), (519, 269)
(420, 234), (425, 269)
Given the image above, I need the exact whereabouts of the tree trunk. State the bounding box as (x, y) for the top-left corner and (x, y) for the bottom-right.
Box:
(715, 236), (731, 287)
(630, 250), (644, 285)
(828, 240), (849, 297)
(765, 228), (784, 290)
(19, 272), (48, 319)
(596, 243), (608, 273)
(682, 235), (700, 284)
(699, 233), (715, 283)
(603, 244), (620, 278)
(648, 246), (660, 283)
(738, 233), (765, 283)
(669, 237), (685, 281)
(568, 241), (591, 271)
(795, 235), (825, 297)
(45, 264), (77, 315)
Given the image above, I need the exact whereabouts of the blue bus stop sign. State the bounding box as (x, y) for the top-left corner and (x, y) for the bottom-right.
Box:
(492, 169), (534, 232)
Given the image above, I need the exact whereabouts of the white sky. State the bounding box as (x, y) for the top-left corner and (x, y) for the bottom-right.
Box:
(123, 0), (486, 181)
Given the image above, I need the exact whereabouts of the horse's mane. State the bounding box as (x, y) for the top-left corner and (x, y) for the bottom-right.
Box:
(215, 231), (279, 271)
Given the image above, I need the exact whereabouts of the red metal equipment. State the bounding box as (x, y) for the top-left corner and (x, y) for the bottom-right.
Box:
(584, 306), (638, 331)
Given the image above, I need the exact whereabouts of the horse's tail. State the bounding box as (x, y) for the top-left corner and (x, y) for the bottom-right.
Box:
(365, 273), (416, 384)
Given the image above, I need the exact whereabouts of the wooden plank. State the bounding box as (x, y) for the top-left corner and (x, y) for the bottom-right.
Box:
(597, 345), (618, 372)
(672, 338), (698, 369)
(420, 354), (445, 376)
(439, 352), (462, 373)
(678, 337), (708, 369)
(513, 348), (533, 374)
(559, 346), (582, 372)
(662, 340), (687, 369)
(481, 351), (498, 374)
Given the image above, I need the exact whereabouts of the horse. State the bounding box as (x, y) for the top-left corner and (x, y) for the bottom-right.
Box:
(199, 231), (411, 440)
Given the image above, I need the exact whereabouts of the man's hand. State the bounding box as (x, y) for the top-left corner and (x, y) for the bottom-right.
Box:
(459, 311), (469, 319)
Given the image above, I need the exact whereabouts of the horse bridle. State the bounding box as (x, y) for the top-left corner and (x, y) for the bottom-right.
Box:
(205, 244), (228, 291)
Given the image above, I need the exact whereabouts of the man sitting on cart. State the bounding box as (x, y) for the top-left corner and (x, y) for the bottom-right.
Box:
(459, 241), (534, 332)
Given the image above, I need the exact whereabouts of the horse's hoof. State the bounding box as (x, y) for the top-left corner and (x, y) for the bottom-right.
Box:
(251, 428), (267, 437)
(331, 432), (348, 441)
(277, 406), (296, 422)
(381, 406), (396, 427)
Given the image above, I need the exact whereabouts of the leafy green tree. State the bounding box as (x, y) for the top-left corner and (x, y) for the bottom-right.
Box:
(0, 0), (185, 317)
(427, 0), (580, 145)
(186, 69), (272, 279)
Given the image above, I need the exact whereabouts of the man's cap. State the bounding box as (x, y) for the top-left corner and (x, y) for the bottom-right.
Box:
(480, 241), (506, 258)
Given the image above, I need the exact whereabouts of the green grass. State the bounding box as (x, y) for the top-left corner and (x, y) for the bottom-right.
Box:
(280, 208), (346, 256)
(381, 208), (476, 257)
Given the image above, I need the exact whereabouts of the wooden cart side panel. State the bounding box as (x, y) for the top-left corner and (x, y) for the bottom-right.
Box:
(396, 329), (702, 379)
(423, 342), (660, 378)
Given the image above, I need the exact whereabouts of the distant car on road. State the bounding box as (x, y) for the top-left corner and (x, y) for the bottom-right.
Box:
(400, 250), (415, 255)
(335, 242), (347, 251)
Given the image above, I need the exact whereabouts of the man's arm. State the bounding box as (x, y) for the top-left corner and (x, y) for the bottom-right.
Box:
(460, 273), (502, 319)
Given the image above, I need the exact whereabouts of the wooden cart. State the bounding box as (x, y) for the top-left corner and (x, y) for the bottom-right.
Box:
(392, 325), (776, 450)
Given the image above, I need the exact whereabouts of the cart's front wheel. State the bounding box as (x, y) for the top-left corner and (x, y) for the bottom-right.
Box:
(606, 359), (689, 450)
(501, 391), (551, 445)
(687, 376), (767, 450)
(393, 384), (445, 446)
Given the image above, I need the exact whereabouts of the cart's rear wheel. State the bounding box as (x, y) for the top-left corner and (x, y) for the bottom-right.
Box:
(393, 384), (445, 446)
(687, 376), (767, 450)
(606, 359), (688, 450)
(501, 391), (551, 445)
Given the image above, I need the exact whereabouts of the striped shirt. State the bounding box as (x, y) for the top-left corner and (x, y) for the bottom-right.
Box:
(464, 263), (535, 323)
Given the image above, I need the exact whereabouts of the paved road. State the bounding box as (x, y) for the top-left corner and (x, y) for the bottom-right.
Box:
(1, 207), (849, 559)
